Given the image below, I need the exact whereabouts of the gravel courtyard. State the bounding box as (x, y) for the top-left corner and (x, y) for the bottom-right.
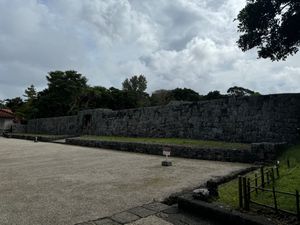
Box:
(0, 137), (250, 225)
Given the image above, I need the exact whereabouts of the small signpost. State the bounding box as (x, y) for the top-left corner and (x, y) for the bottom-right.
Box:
(162, 147), (172, 166)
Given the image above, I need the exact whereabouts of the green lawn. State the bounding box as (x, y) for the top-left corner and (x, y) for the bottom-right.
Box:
(79, 135), (251, 150)
(218, 144), (300, 213)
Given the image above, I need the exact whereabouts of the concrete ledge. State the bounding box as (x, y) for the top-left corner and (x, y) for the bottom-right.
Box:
(65, 138), (281, 163)
(5, 133), (72, 142)
(178, 194), (276, 225)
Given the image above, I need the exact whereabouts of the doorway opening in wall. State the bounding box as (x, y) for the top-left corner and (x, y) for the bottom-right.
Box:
(82, 114), (92, 131)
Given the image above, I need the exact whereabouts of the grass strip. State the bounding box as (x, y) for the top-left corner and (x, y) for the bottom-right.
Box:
(79, 135), (251, 150)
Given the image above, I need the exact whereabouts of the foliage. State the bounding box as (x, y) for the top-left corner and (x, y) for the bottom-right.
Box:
(122, 75), (150, 108)
(4, 97), (24, 112)
(150, 88), (201, 106)
(236, 0), (300, 61)
(0, 100), (6, 109)
(23, 85), (37, 102)
(35, 70), (88, 117)
(203, 90), (224, 100)
(171, 88), (202, 101)
(227, 86), (260, 97)
(122, 75), (147, 93)
(150, 89), (173, 106)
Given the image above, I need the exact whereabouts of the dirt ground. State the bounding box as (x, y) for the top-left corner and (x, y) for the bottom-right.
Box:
(0, 137), (250, 225)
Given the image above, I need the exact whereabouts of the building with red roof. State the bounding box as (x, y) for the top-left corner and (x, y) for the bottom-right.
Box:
(0, 108), (15, 133)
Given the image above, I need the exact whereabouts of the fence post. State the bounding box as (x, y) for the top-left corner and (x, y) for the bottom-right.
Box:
(275, 165), (279, 178)
(271, 168), (275, 184)
(238, 176), (243, 208)
(260, 166), (265, 188)
(296, 190), (300, 220)
(266, 171), (270, 185)
(243, 177), (249, 210)
(272, 187), (278, 213)
(255, 173), (258, 194)
(247, 178), (251, 209)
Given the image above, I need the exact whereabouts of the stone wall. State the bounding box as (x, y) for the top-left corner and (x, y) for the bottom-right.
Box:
(26, 115), (78, 135)
(20, 94), (300, 143)
(65, 138), (286, 163)
(11, 124), (27, 133)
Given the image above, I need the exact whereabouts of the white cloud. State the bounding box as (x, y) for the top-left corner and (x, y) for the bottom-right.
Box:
(0, 0), (299, 99)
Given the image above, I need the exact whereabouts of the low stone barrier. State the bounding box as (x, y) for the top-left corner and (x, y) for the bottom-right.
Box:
(65, 138), (286, 163)
(178, 194), (276, 225)
(6, 133), (71, 142)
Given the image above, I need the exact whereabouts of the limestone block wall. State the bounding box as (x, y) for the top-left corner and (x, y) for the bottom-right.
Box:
(26, 115), (78, 135)
(22, 94), (300, 143)
(77, 94), (300, 143)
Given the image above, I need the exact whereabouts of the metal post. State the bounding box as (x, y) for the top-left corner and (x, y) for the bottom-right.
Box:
(267, 171), (270, 185)
(276, 165), (279, 178)
(255, 173), (258, 194)
(247, 178), (251, 209)
(243, 177), (249, 210)
(296, 190), (300, 220)
(238, 176), (243, 208)
(260, 166), (265, 188)
(271, 168), (275, 184)
(272, 187), (278, 213)
(287, 158), (290, 168)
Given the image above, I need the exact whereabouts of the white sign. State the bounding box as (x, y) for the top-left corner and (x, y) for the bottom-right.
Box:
(163, 150), (171, 156)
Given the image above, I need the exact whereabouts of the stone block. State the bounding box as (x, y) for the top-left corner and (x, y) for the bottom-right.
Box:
(143, 202), (170, 212)
(128, 206), (156, 218)
(111, 211), (140, 224)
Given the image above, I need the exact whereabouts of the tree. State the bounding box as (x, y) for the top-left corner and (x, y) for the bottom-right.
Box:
(23, 84), (37, 102)
(35, 70), (88, 117)
(122, 75), (147, 93)
(122, 75), (149, 108)
(227, 86), (260, 97)
(0, 100), (5, 109)
(5, 97), (24, 112)
(150, 89), (173, 106)
(78, 86), (111, 110)
(204, 90), (223, 100)
(236, 0), (300, 60)
(171, 88), (201, 101)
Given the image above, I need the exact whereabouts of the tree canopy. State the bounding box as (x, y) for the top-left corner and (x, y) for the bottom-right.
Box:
(236, 0), (300, 60)
(122, 75), (147, 93)
(227, 86), (260, 97)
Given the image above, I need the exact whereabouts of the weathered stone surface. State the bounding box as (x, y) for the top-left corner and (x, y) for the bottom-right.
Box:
(142, 202), (170, 212)
(126, 216), (173, 225)
(128, 207), (156, 218)
(111, 212), (140, 224)
(193, 188), (210, 201)
(18, 94), (300, 143)
(93, 218), (121, 225)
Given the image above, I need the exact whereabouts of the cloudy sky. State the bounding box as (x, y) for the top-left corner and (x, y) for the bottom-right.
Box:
(1, 0), (300, 99)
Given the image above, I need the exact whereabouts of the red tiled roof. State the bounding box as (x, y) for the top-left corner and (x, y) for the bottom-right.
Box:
(0, 109), (15, 119)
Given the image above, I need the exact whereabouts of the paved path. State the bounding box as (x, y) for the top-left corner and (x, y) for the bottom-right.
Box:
(0, 137), (250, 225)
(75, 202), (221, 225)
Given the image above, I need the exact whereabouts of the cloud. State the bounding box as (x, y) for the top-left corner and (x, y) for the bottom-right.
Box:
(0, 0), (300, 99)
